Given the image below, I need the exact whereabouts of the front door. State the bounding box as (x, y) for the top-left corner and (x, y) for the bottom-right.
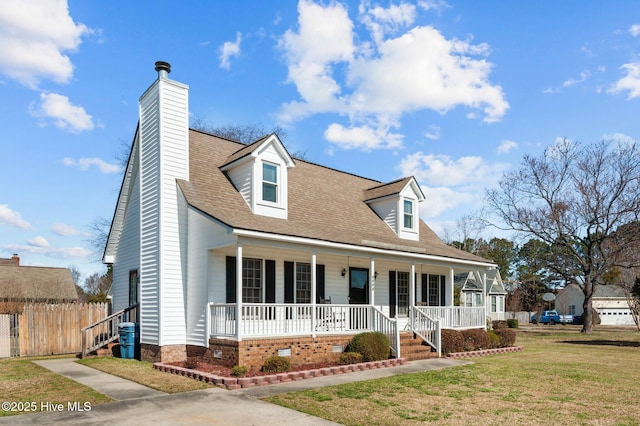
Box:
(349, 268), (369, 304)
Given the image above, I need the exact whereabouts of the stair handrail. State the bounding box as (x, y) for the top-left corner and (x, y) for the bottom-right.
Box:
(371, 306), (400, 359)
(81, 304), (139, 357)
(409, 306), (441, 357)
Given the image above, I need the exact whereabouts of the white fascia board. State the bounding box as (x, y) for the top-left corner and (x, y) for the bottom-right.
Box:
(231, 229), (496, 269)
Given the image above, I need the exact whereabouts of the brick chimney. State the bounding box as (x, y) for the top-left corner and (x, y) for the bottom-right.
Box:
(11, 254), (19, 266)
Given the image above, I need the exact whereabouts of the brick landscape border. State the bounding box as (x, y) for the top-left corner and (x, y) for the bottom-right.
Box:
(446, 346), (523, 358)
(154, 358), (408, 390)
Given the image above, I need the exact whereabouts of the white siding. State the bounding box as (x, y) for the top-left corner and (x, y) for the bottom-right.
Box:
(138, 76), (189, 346)
(112, 169), (141, 312)
(139, 85), (161, 344)
(368, 198), (397, 232)
(227, 160), (253, 208)
(186, 208), (233, 345)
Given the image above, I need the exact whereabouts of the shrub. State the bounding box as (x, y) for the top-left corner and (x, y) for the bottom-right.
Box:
(345, 332), (390, 362)
(506, 318), (519, 328)
(461, 329), (492, 351)
(262, 356), (290, 373)
(230, 365), (248, 377)
(492, 320), (508, 330)
(494, 328), (517, 348)
(487, 330), (501, 348)
(440, 329), (464, 355)
(339, 352), (363, 365)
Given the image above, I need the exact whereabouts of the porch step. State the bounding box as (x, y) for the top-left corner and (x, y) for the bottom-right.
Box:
(399, 332), (438, 361)
(93, 341), (119, 358)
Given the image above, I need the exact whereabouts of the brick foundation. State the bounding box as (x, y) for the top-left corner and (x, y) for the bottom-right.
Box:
(189, 335), (354, 371)
(140, 343), (187, 363)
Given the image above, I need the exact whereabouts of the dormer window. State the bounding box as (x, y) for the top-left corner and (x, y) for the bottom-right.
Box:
(221, 133), (295, 220)
(403, 199), (414, 229)
(262, 162), (278, 203)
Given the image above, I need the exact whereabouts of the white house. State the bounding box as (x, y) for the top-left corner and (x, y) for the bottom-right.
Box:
(555, 283), (635, 326)
(454, 269), (507, 322)
(101, 62), (496, 369)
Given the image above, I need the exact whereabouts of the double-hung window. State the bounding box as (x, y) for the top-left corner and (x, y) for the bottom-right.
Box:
(262, 163), (278, 203)
(403, 199), (414, 229)
(396, 271), (409, 316)
(242, 258), (262, 303)
(296, 263), (312, 303)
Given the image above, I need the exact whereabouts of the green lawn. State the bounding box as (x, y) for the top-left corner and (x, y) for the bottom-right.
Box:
(77, 357), (211, 393)
(266, 326), (640, 425)
(0, 357), (111, 417)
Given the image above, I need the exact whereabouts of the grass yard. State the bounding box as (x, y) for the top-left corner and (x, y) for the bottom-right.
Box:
(266, 326), (640, 425)
(77, 357), (211, 393)
(0, 357), (112, 417)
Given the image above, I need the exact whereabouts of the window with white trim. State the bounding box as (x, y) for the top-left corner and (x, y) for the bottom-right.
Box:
(296, 263), (311, 304)
(242, 258), (262, 303)
(428, 275), (440, 306)
(262, 162), (278, 203)
(397, 271), (409, 316)
(403, 199), (414, 229)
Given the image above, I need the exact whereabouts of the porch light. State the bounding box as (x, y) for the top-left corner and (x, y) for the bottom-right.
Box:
(374, 271), (378, 279)
(341, 268), (346, 277)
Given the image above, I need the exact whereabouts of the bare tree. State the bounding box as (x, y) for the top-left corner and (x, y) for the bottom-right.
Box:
(486, 139), (640, 333)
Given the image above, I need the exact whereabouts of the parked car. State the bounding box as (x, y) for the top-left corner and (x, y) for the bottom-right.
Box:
(530, 310), (573, 325)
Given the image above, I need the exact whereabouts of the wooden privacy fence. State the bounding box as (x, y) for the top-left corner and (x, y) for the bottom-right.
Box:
(15, 303), (108, 356)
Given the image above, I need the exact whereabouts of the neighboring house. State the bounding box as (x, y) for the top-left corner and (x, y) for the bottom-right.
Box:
(454, 269), (507, 322)
(0, 255), (78, 312)
(555, 283), (635, 326)
(103, 62), (497, 368)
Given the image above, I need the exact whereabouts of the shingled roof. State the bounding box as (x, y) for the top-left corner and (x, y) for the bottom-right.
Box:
(178, 130), (490, 265)
(0, 265), (78, 302)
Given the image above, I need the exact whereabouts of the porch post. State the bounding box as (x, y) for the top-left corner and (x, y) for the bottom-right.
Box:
(369, 258), (375, 305)
(448, 267), (455, 306)
(311, 251), (317, 338)
(236, 243), (243, 342)
(410, 263), (416, 307)
(482, 270), (487, 329)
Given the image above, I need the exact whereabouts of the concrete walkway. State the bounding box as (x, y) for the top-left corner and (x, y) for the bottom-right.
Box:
(33, 358), (166, 401)
(1, 357), (470, 425)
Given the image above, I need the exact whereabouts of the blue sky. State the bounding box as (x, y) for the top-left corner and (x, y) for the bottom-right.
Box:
(1, 0), (639, 283)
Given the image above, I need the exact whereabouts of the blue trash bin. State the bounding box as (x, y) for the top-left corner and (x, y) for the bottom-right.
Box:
(118, 322), (135, 359)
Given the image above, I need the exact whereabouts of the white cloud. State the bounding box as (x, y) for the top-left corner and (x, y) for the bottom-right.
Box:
(417, 0), (451, 13)
(278, 0), (508, 151)
(0, 204), (32, 230)
(497, 139), (518, 154)
(608, 62), (640, 99)
(219, 32), (242, 70)
(324, 122), (403, 150)
(51, 222), (79, 236)
(424, 125), (440, 140)
(561, 70), (591, 88)
(31, 92), (94, 132)
(4, 243), (91, 259)
(398, 151), (509, 218)
(63, 157), (121, 174)
(630, 24), (640, 37)
(28, 236), (49, 248)
(0, 0), (90, 88)
(399, 152), (505, 186)
(359, 2), (416, 46)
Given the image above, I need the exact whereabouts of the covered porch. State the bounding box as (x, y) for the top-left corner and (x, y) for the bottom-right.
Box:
(200, 236), (492, 358)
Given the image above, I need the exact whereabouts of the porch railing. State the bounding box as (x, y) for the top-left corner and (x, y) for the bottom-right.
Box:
(416, 306), (485, 330)
(409, 306), (441, 357)
(371, 306), (400, 359)
(80, 304), (138, 357)
(209, 303), (372, 338)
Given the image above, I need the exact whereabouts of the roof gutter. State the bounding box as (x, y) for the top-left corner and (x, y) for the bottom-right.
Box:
(231, 229), (496, 269)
